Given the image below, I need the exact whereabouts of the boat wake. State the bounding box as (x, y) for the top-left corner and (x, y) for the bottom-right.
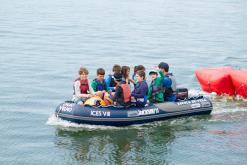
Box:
(46, 114), (152, 130)
(189, 89), (247, 115)
(46, 114), (121, 130)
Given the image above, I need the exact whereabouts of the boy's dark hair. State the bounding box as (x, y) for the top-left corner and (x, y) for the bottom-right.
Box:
(79, 67), (89, 75)
(158, 62), (169, 72)
(136, 65), (146, 72)
(122, 66), (130, 79)
(97, 68), (105, 75)
(112, 64), (121, 74)
(136, 70), (146, 79)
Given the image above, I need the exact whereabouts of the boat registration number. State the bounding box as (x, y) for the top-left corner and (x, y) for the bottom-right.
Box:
(90, 111), (111, 117)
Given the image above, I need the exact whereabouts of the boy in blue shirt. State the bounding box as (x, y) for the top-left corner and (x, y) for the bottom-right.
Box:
(158, 62), (177, 102)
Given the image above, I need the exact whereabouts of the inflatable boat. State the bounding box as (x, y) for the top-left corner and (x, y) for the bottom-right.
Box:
(230, 70), (247, 98)
(55, 96), (213, 126)
(195, 67), (235, 96)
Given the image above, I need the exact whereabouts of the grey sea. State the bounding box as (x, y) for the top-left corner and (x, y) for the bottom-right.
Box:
(1, 0), (247, 164)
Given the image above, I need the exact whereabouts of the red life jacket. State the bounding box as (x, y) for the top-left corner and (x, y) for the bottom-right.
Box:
(121, 83), (131, 103)
(75, 78), (89, 94)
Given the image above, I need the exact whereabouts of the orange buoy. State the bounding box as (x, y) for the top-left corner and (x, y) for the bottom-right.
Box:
(195, 67), (235, 96)
(230, 70), (247, 98)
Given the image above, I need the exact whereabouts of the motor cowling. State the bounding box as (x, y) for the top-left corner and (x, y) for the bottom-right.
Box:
(176, 88), (188, 100)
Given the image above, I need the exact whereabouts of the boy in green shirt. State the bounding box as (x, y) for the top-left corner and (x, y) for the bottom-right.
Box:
(91, 68), (109, 94)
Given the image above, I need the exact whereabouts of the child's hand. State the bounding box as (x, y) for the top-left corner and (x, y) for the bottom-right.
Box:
(131, 96), (136, 102)
(129, 78), (135, 84)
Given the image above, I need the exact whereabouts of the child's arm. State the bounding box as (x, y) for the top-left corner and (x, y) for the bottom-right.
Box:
(74, 81), (81, 97)
(88, 80), (95, 95)
(147, 85), (152, 99)
(129, 78), (136, 85)
(91, 80), (97, 92)
(157, 70), (165, 85)
(159, 70), (164, 79)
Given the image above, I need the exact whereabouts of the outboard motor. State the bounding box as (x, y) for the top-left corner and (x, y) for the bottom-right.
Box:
(176, 88), (188, 100)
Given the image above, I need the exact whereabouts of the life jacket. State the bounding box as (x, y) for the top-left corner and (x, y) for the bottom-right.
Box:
(150, 80), (163, 96)
(84, 96), (105, 106)
(164, 73), (177, 97)
(133, 81), (148, 106)
(168, 73), (177, 92)
(74, 78), (89, 94)
(95, 79), (107, 91)
(121, 83), (131, 103)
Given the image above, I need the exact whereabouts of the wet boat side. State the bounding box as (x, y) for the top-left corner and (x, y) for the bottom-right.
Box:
(55, 97), (213, 126)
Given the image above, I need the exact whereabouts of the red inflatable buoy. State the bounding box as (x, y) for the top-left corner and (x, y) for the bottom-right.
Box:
(230, 70), (247, 98)
(195, 67), (235, 96)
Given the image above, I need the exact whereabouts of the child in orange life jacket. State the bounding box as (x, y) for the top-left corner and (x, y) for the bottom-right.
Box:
(109, 73), (131, 106)
(72, 67), (95, 105)
(91, 68), (109, 96)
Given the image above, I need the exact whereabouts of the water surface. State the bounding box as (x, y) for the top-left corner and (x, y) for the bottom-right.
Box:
(0, 0), (247, 164)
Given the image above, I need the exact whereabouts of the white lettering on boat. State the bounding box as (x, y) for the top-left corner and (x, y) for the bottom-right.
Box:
(177, 98), (208, 106)
(90, 111), (111, 117)
(138, 108), (159, 116)
(191, 103), (201, 109)
(59, 103), (73, 112)
(127, 111), (139, 117)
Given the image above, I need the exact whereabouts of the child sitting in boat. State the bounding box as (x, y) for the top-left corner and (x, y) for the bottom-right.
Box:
(158, 62), (177, 102)
(109, 73), (131, 106)
(72, 67), (95, 105)
(105, 64), (121, 92)
(122, 66), (135, 85)
(148, 69), (164, 103)
(131, 70), (148, 107)
(91, 68), (109, 95)
(132, 65), (146, 84)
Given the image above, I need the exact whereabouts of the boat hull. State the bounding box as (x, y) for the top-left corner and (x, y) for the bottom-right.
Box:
(55, 97), (213, 126)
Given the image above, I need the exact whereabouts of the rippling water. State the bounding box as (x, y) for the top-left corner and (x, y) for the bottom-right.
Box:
(1, 0), (247, 164)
